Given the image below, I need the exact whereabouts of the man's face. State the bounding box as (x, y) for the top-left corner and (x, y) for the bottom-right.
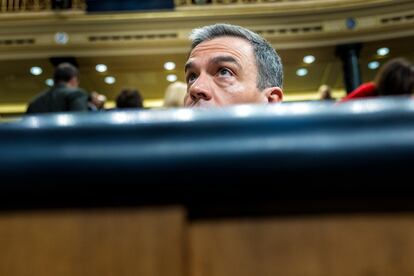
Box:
(184, 36), (279, 108)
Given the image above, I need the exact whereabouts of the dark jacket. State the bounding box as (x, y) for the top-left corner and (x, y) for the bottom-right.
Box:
(26, 84), (89, 114)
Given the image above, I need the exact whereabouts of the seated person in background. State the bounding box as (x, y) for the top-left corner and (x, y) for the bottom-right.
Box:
(26, 63), (89, 114)
(318, 84), (334, 101)
(116, 89), (144, 109)
(184, 23), (283, 108)
(163, 81), (187, 108)
(88, 91), (107, 111)
(339, 58), (414, 103)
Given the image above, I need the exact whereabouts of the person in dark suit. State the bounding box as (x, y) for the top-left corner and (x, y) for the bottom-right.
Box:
(26, 63), (89, 114)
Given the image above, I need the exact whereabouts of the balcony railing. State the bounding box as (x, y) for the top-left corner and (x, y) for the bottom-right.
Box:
(174, 0), (313, 7)
(0, 0), (85, 12)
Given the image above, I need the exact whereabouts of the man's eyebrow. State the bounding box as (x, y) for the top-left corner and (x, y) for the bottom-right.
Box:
(211, 56), (241, 70)
(185, 56), (242, 73)
(184, 61), (193, 73)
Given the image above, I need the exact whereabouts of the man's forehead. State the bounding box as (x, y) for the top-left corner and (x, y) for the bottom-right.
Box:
(191, 36), (251, 53)
(187, 36), (253, 66)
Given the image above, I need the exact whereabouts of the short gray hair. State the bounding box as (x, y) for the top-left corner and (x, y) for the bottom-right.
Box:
(189, 23), (283, 90)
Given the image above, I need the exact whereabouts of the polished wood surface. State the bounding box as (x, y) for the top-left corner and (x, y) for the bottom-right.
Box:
(189, 215), (414, 276)
(2, 205), (414, 275)
(0, 207), (185, 276)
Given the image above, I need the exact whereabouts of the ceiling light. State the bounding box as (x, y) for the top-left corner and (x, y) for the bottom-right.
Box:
(45, 78), (54, 86)
(377, 47), (390, 56)
(96, 64), (107, 72)
(104, 76), (116, 84)
(303, 55), (315, 64)
(166, 74), (177, 82)
(368, 61), (380, 70)
(164, 62), (176, 71)
(30, 66), (43, 76)
(296, 68), (308, 77)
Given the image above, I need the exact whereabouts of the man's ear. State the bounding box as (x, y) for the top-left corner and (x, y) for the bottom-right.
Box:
(264, 87), (283, 103)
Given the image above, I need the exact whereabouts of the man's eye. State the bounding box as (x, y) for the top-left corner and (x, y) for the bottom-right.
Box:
(218, 68), (232, 77)
(187, 73), (197, 83)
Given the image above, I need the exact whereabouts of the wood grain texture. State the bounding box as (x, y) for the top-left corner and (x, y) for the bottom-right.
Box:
(189, 215), (414, 276)
(0, 207), (185, 276)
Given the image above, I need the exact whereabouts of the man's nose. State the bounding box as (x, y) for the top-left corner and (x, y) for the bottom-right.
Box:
(188, 75), (212, 102)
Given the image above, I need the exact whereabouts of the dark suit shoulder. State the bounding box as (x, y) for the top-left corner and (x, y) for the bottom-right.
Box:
(26, 86), (89, 114)
(55, 86), (87, 97)
(58, 87), (89, 111)
(26, 89), (53, 114)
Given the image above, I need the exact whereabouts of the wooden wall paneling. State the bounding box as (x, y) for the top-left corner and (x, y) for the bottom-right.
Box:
(189, 215), (414, 276)
(0, 207), (186, 276)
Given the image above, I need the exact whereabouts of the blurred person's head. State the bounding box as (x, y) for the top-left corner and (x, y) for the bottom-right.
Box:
(375, 58), (414, 96)
(53, 62), (79, 88)
(116, 89), (144, 109)
(164, 81), (187, 107)
(89, 91), (106, 110)
(184, 23), (283, 108)
(318, 84), (333, 100)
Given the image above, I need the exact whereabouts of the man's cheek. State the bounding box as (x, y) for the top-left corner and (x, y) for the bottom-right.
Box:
(183, 93), (191, 106)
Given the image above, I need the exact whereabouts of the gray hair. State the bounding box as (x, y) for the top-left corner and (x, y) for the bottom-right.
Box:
(189, 23), (283, 90)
